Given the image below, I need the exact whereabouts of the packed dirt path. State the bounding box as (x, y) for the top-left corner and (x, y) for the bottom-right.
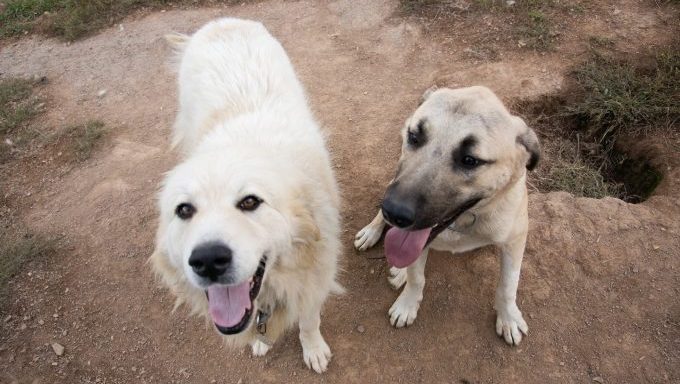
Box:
(1, 0), (679, 383)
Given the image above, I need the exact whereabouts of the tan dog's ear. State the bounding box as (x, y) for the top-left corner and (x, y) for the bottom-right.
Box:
(516, 124), (541, 171)
(419, 85), (438, 105)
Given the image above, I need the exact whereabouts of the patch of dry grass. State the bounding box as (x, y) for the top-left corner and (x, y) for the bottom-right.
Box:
(399, 0), (561, 51)
(0, 0), (248, 41)
(0, 78), (43, 134)
(0, 231), (57, 305)
(518, 47), (678, 201)
(57, 120), (108, 161)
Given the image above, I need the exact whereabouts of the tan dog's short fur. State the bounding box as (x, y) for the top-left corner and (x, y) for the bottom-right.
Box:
(354, 86), (539, 345)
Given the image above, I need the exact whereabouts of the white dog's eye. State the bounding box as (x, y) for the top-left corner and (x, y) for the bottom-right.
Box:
(175, 203), (196, 220)
(238, 195), (262, 211)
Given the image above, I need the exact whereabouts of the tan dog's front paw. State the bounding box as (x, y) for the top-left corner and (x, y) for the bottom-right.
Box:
(388, 267), (407, 290)
(354, 224), (382, 251)
(495, 305), (528, 345)
(388, 290), (421, 328)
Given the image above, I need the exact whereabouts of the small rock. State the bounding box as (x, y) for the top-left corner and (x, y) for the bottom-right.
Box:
(97, 89), (108, 98)
(20, 323), (27, 330)
(652, 245), (660, 250)
(237, 379), (243, 384)
(505, 0), (515, 5)
(4, 138), (13, 146)
(53, 313), (59, 318)
(559, 361), (565, 366)
(38, 319), (44, 325)
(356, 325), (365, 333)
(369, 268), (374, 274)
(517, 40), (527, 48)
(3, 315), (11, 323)
(613, 8), (621, 15)
(529, 313), (535, 319)
(51, 343), (64, 356)
(632, 267), (639, 273)
(592, 377), (604, 383)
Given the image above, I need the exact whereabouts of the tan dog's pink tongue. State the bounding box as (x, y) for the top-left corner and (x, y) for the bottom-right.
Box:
(384, 227), (432, 268)
(207, 282), (251, 328)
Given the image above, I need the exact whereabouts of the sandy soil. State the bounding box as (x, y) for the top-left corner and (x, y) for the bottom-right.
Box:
(0, 0), (679, 383)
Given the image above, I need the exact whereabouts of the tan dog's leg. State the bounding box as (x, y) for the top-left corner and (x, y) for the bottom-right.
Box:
(299, 304), (332, 373)
(495, 234), (529, 345)
(389, 249), (429, 327)
(354, 210), (385, 251)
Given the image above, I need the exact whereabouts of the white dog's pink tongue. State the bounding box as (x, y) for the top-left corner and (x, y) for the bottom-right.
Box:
(207, 282), (251, 328)
(384, 227), (432, 268)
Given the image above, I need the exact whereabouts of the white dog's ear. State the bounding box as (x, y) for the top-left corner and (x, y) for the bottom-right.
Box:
(285, 194), (322, 271)
(515, 119), (541, 171)
(164, 33), (190, 71)
(165, 32), (190, 52)
(419, 85), (438, 105)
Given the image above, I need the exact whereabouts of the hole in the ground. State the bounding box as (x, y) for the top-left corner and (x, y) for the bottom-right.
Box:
(609, 145), (664, 204)
(514, 47), (677, 203)
(514, 95), (665, 203)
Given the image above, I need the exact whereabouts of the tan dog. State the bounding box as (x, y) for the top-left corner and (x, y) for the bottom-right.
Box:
(354, 86), (539, 345)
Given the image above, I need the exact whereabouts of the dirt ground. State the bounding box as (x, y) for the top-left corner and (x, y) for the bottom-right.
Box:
(1, 0), (679, 383)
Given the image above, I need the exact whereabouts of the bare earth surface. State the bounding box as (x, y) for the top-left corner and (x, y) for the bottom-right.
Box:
(1, 0), (679, 383)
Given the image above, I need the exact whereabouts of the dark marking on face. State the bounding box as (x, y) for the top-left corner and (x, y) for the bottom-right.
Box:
(406, 119), (428, 149)
(451, 136), (494, 172)
(451, 136), (477, 171)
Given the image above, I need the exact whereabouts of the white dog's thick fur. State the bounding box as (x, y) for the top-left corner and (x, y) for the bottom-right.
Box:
(151, 18), (341, 373)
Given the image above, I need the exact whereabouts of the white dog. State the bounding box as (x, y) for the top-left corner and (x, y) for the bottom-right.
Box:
(151, 18), (341, 373)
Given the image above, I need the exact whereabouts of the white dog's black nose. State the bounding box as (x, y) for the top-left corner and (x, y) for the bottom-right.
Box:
(189, 243), (232, 281)
(381, 198), (415, 228)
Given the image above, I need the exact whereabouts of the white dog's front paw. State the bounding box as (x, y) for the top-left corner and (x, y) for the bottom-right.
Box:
(251, 339), (271, 357)
(388, 267), (407, 289)
(354, 224), (382, 251)
(495, 305), (528, 346)
(389, 290), (421, 328)
(302, 338), (332, 373)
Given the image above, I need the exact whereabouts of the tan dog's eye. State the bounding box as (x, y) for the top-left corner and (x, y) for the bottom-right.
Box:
(461, 155), (480, 169)
(175, 203), (196, 220)
(238, 195), (262, 211)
